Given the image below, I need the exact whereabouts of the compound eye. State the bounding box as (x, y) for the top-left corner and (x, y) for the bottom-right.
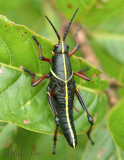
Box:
(66, 44), (69, 49)
(54, 44), (59, 49)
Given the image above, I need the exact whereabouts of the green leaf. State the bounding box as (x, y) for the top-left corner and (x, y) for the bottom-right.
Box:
(1, 118), (124, 160)
(0, 122), (17, 158)
(89, 34), (124, 83)
(54, 0), (124, 34)
(54, 0), (124, 84)
(0, 123), (87, 160)
(0, 0), (43, 32)
(82, 118), (124, 160)
(108, 99), (124, 151)
(0, 15), (107, 134)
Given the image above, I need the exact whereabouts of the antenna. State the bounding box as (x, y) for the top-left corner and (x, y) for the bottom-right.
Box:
(45, 15), (60, 41)
(63, 8), (79, 41)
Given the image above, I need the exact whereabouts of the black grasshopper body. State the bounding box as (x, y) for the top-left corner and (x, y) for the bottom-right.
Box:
(49, 53), (77, 148)
(23, 8), (94, 154)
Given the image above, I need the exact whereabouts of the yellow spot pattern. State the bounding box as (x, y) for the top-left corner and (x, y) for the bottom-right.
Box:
(51, 51), (54, 55)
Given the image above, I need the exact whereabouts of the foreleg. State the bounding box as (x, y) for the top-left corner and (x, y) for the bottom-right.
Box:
(33, 36), (51, 63)
(69, 26), (82, 57)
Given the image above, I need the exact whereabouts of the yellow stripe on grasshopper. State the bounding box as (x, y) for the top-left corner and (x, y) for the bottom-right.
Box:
(62, 41), (64, 54)
(63, 53), (76, 148)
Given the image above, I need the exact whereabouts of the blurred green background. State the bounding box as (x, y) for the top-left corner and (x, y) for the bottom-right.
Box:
(0, 0), (124, 160)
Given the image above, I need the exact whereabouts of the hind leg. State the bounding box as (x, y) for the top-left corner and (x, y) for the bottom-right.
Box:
(75, 86), (94, 144)
(47, 87), (59, 154)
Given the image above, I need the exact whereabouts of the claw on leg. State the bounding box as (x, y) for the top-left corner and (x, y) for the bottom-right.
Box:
(79, 67), (90, 73)
(52, 124), (59, 154)
(87, 125), (94, 145)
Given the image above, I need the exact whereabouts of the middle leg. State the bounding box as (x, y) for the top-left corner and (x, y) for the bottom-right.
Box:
(73, 71), (90, 81)
(23, 67), (49, 87)
(73, 66), (90, 81)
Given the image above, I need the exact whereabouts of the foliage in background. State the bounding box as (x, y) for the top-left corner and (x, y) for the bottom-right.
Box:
(0, 0), (124, 160)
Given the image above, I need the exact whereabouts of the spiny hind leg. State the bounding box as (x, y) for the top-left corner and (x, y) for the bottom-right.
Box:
(47, 87), (59, 154)
(87, 125), (94, 145)
(75, 86), (94, 144)
(53, 119), (59, 154)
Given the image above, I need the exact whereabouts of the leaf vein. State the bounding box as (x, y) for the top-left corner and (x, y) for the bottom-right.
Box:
(1, 73), (22, 94)
(15, 80), (48, 112)
(0, 36), (11, 64)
